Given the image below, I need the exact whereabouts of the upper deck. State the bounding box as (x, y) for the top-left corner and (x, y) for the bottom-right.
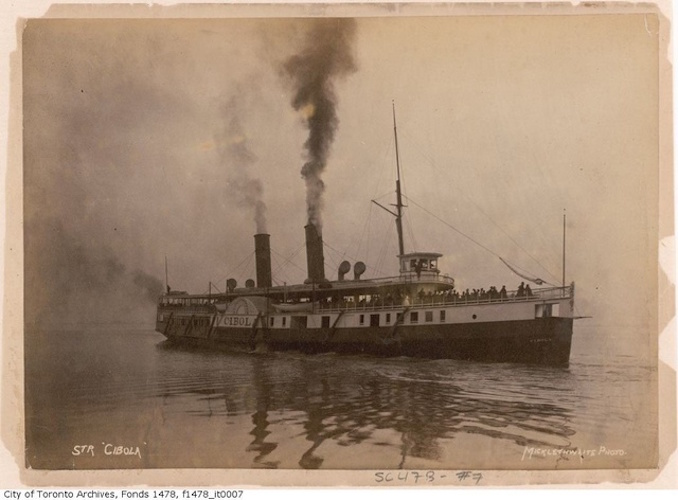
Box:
(157, 282), (574, 316)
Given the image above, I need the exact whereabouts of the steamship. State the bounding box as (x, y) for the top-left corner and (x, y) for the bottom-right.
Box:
(155, 112), (575, 366)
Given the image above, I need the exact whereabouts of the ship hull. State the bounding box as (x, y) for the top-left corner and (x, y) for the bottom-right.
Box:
(156, 316), (573, 366)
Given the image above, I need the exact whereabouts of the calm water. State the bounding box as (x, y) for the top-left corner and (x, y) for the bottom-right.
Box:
(24, 327), (658, 470)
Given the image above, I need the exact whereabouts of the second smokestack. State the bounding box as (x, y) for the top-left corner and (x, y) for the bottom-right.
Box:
(254, 233), (272, 288)
(305, 223), (326, 283)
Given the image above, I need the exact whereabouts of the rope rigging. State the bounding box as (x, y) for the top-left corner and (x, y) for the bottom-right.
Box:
(402, 194), (557, 286)
(212, 250), (256, 291)
(399, 126), (562, 284)
(271, 244), (307, 279)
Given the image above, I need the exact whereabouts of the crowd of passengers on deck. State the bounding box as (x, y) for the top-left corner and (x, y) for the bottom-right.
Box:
(412, 281), (535, 304)
(319, 281), (536, 310)
(447, 282), (534, 303)
(160, 281), (539, 309)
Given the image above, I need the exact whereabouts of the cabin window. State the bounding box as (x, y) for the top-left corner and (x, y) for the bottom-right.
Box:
(282, 317), (287, 327)
(370, 314), (380, 327)
(322, 316), (330, 328)
(359, 314), (365, 325)
(425, 311), (433, 323)
(440, 310), (446, 323)
(535, 304), (557, 318)
(270, 317), (275, 327)
(385, 313), (391, 324)
(410, 312), (419, 324)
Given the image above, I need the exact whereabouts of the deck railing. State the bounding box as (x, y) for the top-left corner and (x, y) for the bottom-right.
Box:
(315, 284), (573, 313)
(158, 284), (574, 315)
(353, 272), (456, 286)
(157, 304), (215, 314)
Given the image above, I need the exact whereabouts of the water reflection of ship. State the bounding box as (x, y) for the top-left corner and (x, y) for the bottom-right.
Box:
(247, 357), (279, 468)
(160, 344), (577, 468)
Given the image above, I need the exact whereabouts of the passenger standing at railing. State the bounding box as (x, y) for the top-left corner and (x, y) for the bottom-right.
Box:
(525, 284), (533, 297)
(517, 282), (525, 297)
(500, 285), (507, 300)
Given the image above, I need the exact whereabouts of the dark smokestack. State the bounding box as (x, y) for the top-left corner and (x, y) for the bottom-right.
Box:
(254, 233), (272, 288)
(305, 223), (326, 283)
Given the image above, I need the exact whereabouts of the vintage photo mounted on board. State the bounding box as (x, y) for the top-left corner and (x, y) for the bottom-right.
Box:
(4, 0), (675, 489)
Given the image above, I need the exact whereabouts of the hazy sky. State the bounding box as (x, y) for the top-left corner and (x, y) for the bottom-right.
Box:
(22, 14), (662, 356)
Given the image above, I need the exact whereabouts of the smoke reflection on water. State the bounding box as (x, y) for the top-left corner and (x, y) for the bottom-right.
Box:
(24, 329), (656, 470)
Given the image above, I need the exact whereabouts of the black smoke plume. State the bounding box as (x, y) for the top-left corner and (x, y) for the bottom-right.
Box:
(283, 18), (357, 230)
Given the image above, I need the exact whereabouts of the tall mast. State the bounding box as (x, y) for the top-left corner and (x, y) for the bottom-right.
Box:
(164, 255), (169, 293)
(392, 101), (405, 257)
(370, 103), (407, 257)
(562, 209), (566, 288)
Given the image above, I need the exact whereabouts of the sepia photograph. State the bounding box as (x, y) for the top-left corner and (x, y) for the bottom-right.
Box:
(4, 0), (675, 488)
